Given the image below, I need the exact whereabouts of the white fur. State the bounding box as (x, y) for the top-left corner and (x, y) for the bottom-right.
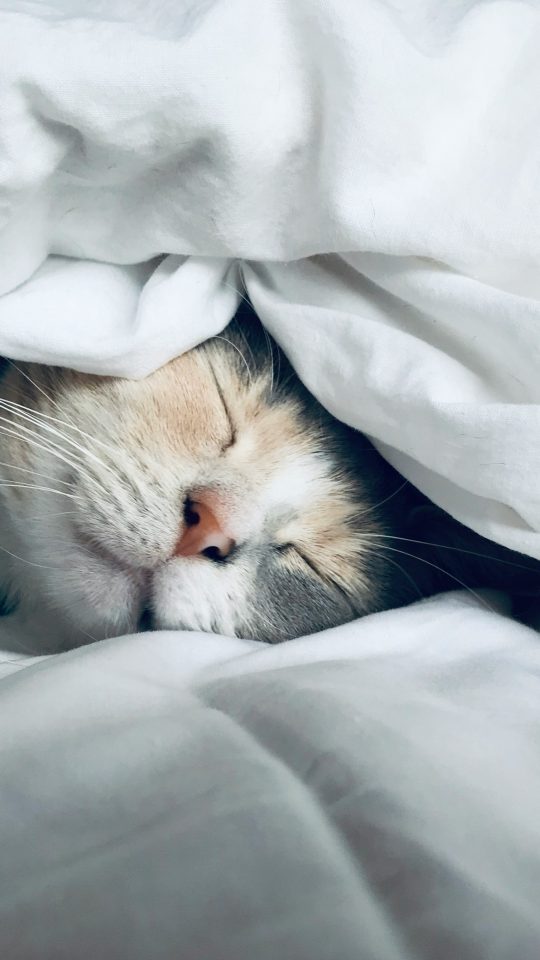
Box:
(152, 558), (252, 637)
(261, 452), (330, 513)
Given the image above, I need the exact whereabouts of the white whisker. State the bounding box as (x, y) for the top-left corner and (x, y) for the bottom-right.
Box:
(369, 541), (495, 613)
(224, 277), (252, 312)
(224, 276), (280, 394)
(368, 547), (425, 601)
(0, 401), (118, 480)
(0, 459), (73, 488)
(0, 396), (118, 458)
(0, 540), (64, 570)
(261, 325), (275, 397)
(358, 479), (410, 519)
(26, 510), (79, 522)
(0, 418), (110, 500)
(362, 532), (539, 575)
(0, 482), (82, 500)
(7, 360), (59, 409)
(211, 336), (253, 387)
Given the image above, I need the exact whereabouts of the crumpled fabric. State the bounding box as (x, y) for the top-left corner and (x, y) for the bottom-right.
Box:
(0, 0), (539, 561)
(1, 593), (540, 960)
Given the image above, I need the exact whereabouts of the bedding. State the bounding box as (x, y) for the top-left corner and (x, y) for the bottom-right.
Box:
(1, 0), (540, 558)
(1, 1), (540, 957)
(2, 592), (540, 960)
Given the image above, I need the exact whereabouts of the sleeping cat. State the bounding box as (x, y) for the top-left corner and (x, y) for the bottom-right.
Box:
(0, 304), (538, 652)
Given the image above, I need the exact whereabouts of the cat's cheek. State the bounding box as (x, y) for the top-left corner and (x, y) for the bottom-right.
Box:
(47, 558), (144, 641)
(151, 559), (251, 638)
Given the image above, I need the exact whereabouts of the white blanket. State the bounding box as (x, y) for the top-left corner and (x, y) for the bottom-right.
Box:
(1, 3), (540, 957)
(1, 593), (540, 959)
(1, 0), (540, 558)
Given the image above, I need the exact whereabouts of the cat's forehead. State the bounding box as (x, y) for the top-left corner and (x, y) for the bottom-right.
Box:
(69, 346), (317, 465)
(63, 348), (356, 533)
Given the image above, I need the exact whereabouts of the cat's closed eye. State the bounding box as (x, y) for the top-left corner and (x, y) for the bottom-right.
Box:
(275, 542), (293, 553)
(276, 542), (321, 578)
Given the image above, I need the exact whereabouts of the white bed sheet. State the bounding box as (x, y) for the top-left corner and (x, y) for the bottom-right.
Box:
(2, 592), (540, 959)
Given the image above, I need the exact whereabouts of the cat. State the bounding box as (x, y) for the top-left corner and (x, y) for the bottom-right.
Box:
(0, 303), (538, 653)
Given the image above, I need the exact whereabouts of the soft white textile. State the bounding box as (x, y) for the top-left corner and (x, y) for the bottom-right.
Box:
(1, 6), (540, 956)
(1, 1), (540, 559)
(2, 593), (540, 960)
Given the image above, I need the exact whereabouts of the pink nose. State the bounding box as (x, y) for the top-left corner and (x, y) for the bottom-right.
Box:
(174, 498), (235, 560)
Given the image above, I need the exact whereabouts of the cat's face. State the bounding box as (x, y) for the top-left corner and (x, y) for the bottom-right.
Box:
(0, 319), (404, 647)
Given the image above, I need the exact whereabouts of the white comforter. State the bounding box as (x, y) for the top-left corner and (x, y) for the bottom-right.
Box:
(2, 593), (540, 960)
(1, 2), (540, 957)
